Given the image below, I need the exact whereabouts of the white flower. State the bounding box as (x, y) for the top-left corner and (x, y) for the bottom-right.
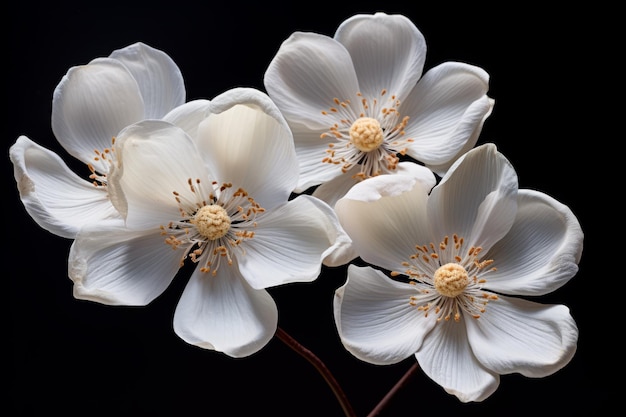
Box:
(9, 42), (186, 238)
(68, 88), (347, 357)
(333, 143), (582, 402)
(264, 12), (494, 207)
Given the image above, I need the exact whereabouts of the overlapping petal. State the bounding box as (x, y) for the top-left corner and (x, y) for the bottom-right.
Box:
(466, 296), (578, 377)
(416, 321), (500, 402)
(10, 136), (121, 238)
(173, 264), (278, 358)
(483, 190), (584, 295)
(68, 225), (181, 305)
(334, 265), (437, 364)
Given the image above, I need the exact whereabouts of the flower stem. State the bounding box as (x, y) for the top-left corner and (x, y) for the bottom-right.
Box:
(366, 362), (420, 417)
(275, 326), (357, 417)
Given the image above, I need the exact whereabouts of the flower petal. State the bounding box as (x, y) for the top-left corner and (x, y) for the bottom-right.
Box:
(334, 265), (436, 364)
(400, 62), (491, 168)
(197, 91), (298, 209)
(173, 264), (278, 358)
(466, 296), (578, 377)
(9, 136), (121, 238)
(484, 189), (583, 295)
(416, 321), (499, 402)
(68, 226), (181, 305)
(163, 99), (211, 140)
(238, 195), (342, 289)
(335, 173), (434, 272)
(109, 42), (185, 118)
(51, 58), (144, 172)
(264, 32), (360, 129)
(109, 120), (211, 228)
(428, 143), (518, 252)
(334, 12), (426, 99)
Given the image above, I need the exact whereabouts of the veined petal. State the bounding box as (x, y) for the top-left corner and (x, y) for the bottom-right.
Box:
(51, 58), (144, 172)
(416, 321), (499, 402)
(335, 12), (426, 100)
(291, 121), (344, 192)
(68, 225), (181, 306)
(466, 296), (578, 377)
(238, 195), (340, 289)
(428, 143), (518, 252)
(483, 189), (584, 295)
(334, 265), (436, 365)
(400, 62), (491, 167)
(10, 136), (121, 238)
(196, 98), (297, 209)
(173, 264), (278, 358)
(163, 99), (211, 140)
(109, 120), (211, 228)
(109, 42), (185, 118)
(336, 174), (433, 272)
(264, 32), (360, 129)
(427, 97), (495, 177)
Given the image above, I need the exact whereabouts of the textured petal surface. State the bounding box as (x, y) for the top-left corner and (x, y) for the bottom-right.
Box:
(68, 226), (181, 305)
(400, 62), (491, 167)
(428, 143), (518, 253)
(108, 120), (210, 228)
(334, 12), (426, 99)
(173, 264), (278, 358)
(51, 58), (144, 172)
(416, 321), (499, 402)
(334, 265), (436, 364)
(336, 173), (434, 272)
(10, 136), (120, 238)
(466, 296), (578, 377)
(483, 189), (583, 295)
(196, 97), (297, 210)
(109, 42), (185, 118)
(237, 196), (337, 289)
(264, 32), (360, 129)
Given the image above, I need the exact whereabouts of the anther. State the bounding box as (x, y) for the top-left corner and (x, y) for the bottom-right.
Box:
(349, 117), (384, 152)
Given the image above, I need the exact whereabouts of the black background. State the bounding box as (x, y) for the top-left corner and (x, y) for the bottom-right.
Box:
(7, 2), (609, 416)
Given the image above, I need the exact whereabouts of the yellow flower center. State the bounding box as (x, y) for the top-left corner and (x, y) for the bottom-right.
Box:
(191, 204), (231, 240)
(349, 117), (384, 152)
(433, 263), (469, 297)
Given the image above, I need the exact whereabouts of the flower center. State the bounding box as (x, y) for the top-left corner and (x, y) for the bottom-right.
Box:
(191, 204), (231, 240)
(349, 117), (384, 152)
(433, 263), (469, 297)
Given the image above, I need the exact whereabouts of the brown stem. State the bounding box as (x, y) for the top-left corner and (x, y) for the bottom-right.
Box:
(275, 326), (357, 417)
(366, 362), (420, 417)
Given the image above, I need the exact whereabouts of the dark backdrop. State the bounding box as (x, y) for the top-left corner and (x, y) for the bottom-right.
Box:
(6, 2), (608, 416)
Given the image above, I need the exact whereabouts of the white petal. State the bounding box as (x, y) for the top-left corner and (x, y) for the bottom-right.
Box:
(163, 99), (211, 140)
(238, 196), (340, 289)
(51, 58), (144, 172)
(334, 265), (436, 364)
(196, 98), (297, 209)
(109, 120), (210, 228)
(427, 97), (495, 177)
(9, 136), (121, 238)
(416, 321), (499, 402)
(466, 296), (578, 377)
(173, 264), (278, 358)
(291, 121), (344, 192)
(335, 12), (426, 99)
(264, 32), (360, 129)
(335, 174), (433, 272)
(109, 42), (185, 118)
(400, 62), (491, 167)
(428, 143), (519, 252)
(484, 190), (583, 295)
(68, 226), (181, 306)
